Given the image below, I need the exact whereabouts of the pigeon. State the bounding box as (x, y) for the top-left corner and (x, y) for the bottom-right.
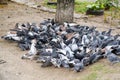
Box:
(105, 49), (120, 64)
(69, 38), (78, 51)
(21, 39), (37, 60)
(72, 59), (84, 72)
(61, 59), (70, 68)
(41, 56), (52, 67)
(1, 31), (22, 41)
(51, 58), (61, 68)
(81, 35), (90, 45)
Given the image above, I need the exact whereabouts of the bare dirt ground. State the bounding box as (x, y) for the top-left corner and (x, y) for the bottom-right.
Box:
(0, 2), (120, 80)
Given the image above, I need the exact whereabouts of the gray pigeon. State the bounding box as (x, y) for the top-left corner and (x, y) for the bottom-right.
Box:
(105, 50), (120, 64)
(70, 59), (84, 72)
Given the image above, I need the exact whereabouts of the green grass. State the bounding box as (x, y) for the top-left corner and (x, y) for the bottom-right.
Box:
(43, 0), (56, 9)
(90, 63), (115, 74)
(82, 72), (97, 80)
(75, 62), (120, 80)
(43, 0), (93, 13)
(43, 0), (120, 16)
(104, 6), (120, 25)
(75, 1), (93, 13)
(90, 63), (104, 71)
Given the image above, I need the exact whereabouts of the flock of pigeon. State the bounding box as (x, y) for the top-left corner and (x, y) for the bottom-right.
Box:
(1, 19), (120, 72)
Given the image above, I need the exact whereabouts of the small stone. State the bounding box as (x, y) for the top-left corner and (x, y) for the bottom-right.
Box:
(8, 16), (10, 18)
(37, 5), (41, 8)
(16, 72), (21, 75)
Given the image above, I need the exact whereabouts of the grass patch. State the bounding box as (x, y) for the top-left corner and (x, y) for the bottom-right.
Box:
(43, 0), (56, 9)
(89, 63), (115, 74)
(43, 0), (93, 13)
(43, 0), (120, 15)
(90, 63), (104, 71)
(104, 6), (120, 25)
(82, 72), (97, 80)
(75, 1), (93, 13)
(109, 7), (120, 19)
(104, 7), (120, 19)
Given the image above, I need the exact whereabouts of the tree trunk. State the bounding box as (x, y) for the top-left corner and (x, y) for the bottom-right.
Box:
(55, 0), (75, 24)
(0, 0), (8, 4)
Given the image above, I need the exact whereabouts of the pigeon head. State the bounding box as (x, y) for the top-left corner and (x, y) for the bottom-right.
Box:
(31, 39), (37, 44)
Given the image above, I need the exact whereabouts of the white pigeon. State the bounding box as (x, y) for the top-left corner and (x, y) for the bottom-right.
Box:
(22, 39), (37, 60)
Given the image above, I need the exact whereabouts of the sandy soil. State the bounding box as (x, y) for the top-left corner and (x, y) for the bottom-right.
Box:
(0, 2), (120, 80)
